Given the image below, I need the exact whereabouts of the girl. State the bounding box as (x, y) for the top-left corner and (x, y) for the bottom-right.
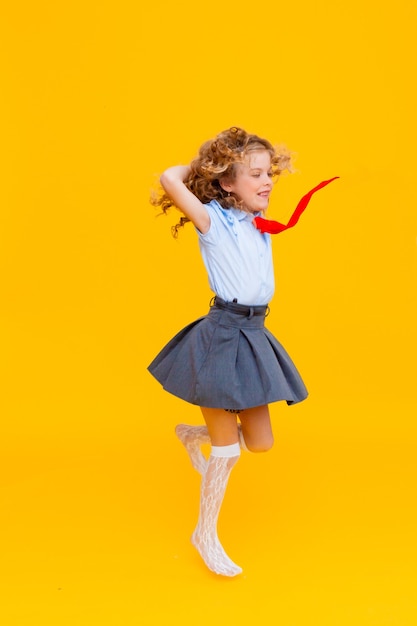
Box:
(148, 127), (330, 577)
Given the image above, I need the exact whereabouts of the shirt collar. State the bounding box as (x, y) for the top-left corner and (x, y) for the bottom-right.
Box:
(211, 200), (260, 224)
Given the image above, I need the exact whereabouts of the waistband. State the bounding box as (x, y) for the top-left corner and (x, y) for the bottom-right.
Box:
(211, 296), (270, 318)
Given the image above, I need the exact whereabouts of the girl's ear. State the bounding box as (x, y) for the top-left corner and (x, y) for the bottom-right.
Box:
(219, 178), (233, 192)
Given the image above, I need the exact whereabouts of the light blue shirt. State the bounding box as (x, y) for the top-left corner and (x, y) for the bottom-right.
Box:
(197, 200), (275, 305)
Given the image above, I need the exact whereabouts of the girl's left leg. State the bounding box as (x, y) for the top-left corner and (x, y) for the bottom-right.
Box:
(176, 403), (274, 473)
(238, 404), (274, 452)
(175, 424), (210, 475)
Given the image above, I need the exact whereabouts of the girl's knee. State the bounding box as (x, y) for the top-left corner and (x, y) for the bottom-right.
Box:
(246, 435), (274, 453)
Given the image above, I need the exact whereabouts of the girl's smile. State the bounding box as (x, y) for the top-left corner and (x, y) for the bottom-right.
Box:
(224, 150), (274, 214)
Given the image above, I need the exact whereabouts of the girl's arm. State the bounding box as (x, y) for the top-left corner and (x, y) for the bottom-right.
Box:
(160, 165), (210, 234)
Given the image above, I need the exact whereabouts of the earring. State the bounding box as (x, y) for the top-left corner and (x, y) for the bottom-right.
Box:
(227, 192), (231, 196)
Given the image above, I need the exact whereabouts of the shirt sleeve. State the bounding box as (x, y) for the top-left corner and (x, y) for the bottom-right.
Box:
(196, 201), (222, 246)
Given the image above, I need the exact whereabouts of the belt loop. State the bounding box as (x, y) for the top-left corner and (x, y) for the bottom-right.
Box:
(247, 306), (254, 320)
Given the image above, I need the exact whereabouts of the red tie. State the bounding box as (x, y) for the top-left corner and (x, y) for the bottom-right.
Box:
(253, 177), (339, 234)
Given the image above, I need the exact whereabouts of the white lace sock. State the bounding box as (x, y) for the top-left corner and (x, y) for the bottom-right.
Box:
(175, 424), (210, 475)
(191, 443), (242, 577)
(176, 423), (249, 476)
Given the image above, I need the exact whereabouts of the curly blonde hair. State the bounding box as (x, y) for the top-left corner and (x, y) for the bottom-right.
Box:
(151, 126), (293, 237)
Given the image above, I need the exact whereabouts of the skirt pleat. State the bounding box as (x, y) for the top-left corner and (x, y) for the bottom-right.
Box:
(148, 303), (308, 410)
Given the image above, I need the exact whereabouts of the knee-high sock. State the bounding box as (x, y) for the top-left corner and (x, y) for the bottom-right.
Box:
(191, 443), (242, 577)
(175, 424), (210, 475)
(175, 424), (249, 476)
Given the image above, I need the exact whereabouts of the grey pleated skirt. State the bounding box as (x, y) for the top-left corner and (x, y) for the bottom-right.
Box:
(147, 297), (308, 410)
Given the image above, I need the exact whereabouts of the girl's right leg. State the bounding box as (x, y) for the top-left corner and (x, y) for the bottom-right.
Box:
(190, 408), (242, 577)
(176, 405), (274, 576)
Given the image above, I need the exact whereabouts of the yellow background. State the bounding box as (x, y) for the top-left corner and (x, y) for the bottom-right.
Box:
(1, 1), (417, 624)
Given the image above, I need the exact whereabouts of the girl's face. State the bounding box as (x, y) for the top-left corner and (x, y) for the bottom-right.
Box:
(224, 150), (274, 213)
